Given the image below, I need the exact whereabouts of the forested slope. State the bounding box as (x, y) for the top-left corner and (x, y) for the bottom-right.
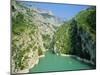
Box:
(54, 6), (96, 65)
(11, 0), (96, 73)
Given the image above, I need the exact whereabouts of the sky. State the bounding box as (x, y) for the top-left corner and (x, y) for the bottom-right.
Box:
(20, 1), (90, 21)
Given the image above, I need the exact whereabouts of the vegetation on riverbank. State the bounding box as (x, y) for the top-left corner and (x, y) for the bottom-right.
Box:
(54, 7), (96, 65)
(11, 0), (96, 73)
(12, 0), (45, 73)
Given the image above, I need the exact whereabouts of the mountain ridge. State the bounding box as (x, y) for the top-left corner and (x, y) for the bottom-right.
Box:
(11, 0), (96, 73)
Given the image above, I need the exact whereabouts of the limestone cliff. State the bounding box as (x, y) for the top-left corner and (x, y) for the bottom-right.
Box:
(11, 0), (61, 73)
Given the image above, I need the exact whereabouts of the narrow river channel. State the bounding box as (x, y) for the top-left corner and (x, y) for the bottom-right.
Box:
(29, 51), (94, 73)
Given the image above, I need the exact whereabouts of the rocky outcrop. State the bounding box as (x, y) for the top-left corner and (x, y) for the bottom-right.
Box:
(11, 0), (61, 73)
(11, 0), (96, 73)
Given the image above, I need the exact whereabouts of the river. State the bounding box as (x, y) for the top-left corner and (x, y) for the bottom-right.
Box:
(29, 51), (94, 73)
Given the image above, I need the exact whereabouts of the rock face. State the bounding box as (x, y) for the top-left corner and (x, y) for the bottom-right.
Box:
(54, 7), (96, 65)
(11, 0), (61, 73)
(11, 0), (96, 73)
(75, 7), (96, 65)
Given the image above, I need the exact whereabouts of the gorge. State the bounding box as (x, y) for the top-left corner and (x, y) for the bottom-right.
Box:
(11, 0), (96, 73)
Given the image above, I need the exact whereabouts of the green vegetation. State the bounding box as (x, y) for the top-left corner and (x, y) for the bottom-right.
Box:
(12, 1), (45, 72)
(54, 6), (96, 65)
(42, 34), (51, 49)
(54, 23), (71, 54)
(11, 0), (96, 73)
(12, 12), (38, 71)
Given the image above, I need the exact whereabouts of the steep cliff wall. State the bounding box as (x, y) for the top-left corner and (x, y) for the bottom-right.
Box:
(11, 1), (96, 73)
(54, 7), (96, 65)
(11, 0), (60, 73)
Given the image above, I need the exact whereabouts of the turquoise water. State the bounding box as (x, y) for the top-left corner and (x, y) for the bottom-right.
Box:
(29, 51), (94, 73)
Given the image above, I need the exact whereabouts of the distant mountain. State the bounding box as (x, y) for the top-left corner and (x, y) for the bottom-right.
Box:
(11, 0), (96, 73)
(11, 0), (62, 73)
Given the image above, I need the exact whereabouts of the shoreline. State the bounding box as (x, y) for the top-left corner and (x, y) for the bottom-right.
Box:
(16, 54), (45, 73)
(60, 54), (94, 65)
(15, 53), (94, 73)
